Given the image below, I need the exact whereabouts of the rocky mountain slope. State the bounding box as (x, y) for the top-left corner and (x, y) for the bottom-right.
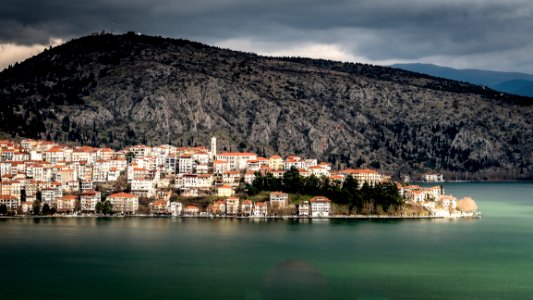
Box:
(1, 33), (532, 180)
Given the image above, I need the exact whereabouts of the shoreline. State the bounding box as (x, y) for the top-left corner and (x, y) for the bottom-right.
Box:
(0, 213), (481, 220)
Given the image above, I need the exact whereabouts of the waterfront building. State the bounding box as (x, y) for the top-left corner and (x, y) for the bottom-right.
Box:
(225, 197), (240, 215)
(107, 192), (139, 213)
(298, 200), (310, 217)
(310, 196), (331, 217)
(424, 173), (445, 182)
(0, 195), (20, 212)
(253, 202), (267, 217)
(56, 195), (77, 212)
(183, 205), (199, 215)
(438, 195), (457, 209)
(241, 199), (253, 216)
(170, 202), (183, 216)
(150, 199), (170, 214)
(81, 190), (101, 212)
(269, 192), (289, 208)
(211, 200), (226, 214)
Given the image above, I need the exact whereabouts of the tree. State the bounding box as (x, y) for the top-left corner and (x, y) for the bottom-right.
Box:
(33, 200), (41, 215)
(74, 198), (81, 212)
(96, 200), (113, 214)
(302, 175), (320, 196)
(282, 166), (302, 193)
(20, 188), (27, 203)
(456, 197), (477, 212)
(102, 200), (113, 214)
(95, 201), (104, 213)
(0, 204), (7, 215)
(42, 203), (51, 215)
(126, 151), (135, 164)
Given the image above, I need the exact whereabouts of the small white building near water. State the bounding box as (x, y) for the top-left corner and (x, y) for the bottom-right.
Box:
(310, 196), (331, 218)
(298, 200), (310, 217)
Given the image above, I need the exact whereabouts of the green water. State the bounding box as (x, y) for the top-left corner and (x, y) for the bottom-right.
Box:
(1, 183), (532, 299)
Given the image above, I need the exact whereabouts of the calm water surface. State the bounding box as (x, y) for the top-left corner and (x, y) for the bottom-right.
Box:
(1, 183), (532, 299)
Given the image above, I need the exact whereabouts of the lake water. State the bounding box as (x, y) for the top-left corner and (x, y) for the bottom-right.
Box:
(1, 183), (532, 299)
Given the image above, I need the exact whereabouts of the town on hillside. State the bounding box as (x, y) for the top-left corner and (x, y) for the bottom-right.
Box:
(0, 138), (478, 218)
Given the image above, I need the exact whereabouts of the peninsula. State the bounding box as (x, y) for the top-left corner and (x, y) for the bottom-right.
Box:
(0, 137), (478, 219)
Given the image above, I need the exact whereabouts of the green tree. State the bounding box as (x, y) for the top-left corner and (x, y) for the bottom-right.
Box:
(97, 200), (114, 215)
(302, 175), (320, 196)
(33, 200), (41, 215)
(42, 203), (51, 215)
(126, 151), (135, 164)
(282, 166), (302, 193)
(95, 201), (104, 213)
(0, 204), (7, 215)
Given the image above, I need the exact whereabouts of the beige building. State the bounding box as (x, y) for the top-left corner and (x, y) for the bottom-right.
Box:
(269, 192), (289, 208)
(107, 192), (139, 213)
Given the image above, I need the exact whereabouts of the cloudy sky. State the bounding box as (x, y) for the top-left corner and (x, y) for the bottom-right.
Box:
(1, 0), (532, 73)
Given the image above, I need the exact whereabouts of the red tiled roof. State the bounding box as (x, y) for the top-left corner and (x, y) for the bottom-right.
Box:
(108, 192), (137, 199)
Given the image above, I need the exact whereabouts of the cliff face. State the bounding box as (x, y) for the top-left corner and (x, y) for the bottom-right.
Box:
(1, 33), (532, 180)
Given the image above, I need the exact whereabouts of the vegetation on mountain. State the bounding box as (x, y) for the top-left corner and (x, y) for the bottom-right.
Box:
(1, 33), (532, 180)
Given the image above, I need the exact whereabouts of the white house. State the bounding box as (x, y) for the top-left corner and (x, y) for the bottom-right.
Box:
(241, 200), (253, 216)
(0, 195), (20, 212)
(170, 202), (183, 216)
(253, 202), (268, 217)
(216, 152), (257, 170)
(269, 192), (289, 208)
(81, 190), (101, 212)
(310, 196), (331, 217)
(298, 200), (310, 217)
(225, 197), (240, 215)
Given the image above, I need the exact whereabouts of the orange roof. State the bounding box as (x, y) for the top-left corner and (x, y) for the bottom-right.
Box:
(242, 200), (252, 204)
(255, 202), (266, 206)
(223, 170), (240, 174)
(342, 168), (378, 174)
(309, 165), (326, 169)
(62, 195), (78, 200)
(310, 196), (331, 203)
(108, 192), (137, 199)
(218, 152), (256, 156)
(82, 191), (99, 196)
(219, 185), (232, 189)
(270, 191), (287, 196)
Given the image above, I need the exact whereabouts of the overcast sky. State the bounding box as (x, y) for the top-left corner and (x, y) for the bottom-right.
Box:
(1, 0), (532, 73)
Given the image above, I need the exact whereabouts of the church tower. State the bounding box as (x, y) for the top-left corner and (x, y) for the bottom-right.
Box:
(211, 137), (217, 160)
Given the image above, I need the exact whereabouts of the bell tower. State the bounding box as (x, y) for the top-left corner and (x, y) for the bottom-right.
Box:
(210, 137), (217, 160)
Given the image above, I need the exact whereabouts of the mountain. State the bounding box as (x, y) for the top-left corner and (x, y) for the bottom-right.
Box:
(392, 63), (533, 97)
(1, 33), (532, 180)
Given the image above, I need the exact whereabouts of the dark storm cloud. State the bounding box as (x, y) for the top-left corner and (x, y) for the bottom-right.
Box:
(1, 0), (532, 72)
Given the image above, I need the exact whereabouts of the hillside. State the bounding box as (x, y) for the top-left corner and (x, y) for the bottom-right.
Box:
(392, 63), (533, 97)
(1, 33), (532, 180)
